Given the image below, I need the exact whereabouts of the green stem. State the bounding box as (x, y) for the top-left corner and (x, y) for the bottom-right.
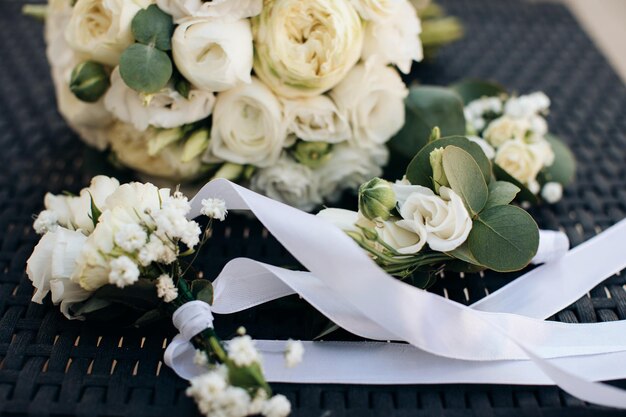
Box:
(22, 4), (48, 20)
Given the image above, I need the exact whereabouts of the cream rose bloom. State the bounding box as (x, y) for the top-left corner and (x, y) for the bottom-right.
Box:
(206, 78), (287, 167)
(394, 184), (472, 252)
(282, 95), (351, 143)
(44, 176), (121, 233)
(172, 18), (253, 92)
(108, 122), (206, 181)
(251, 156), (323, 211)
(361, 0), (423, 74)
(350, 0), (399, 21)
(494, 139), (547, 186)
(483, 115), (530, 148)
(26, 228), (92, 319)
(331, 60), (408, 147)
(315, 143), (389, 202)
(156, 0), (262, 23)
(65, 0), (153, 66)
(253, 0), (364, 98)
(104, 68), (215, 132)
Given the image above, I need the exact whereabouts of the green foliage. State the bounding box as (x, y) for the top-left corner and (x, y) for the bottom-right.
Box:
(89, 192), (102, 227)
(119, 43), (173, 93)
(69, 61), (110, 102)
(441, 146), (488, 216)
(191, 279), (214, 305)
(131, 5), (174, 51)
(492, 163), (539, 204)
(483, 181), (520, 210)
(539, 134), (576, 186)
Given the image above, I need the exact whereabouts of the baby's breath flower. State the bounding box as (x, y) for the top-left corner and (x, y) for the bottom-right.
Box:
(187, 366), (252, 417)
(263, 394), (291, 417)
(114, 223), (147, 252)
(33, 210), (59, 235)
(156, 274), (178, 303)
(284, 340), (304, 368)
(193, 350), (209, 367)
(227, 335), (261, 367)
(138, 235), (177, 266)
(181, 221), (202, 249)
(541, 182), (563, 204)
(201, 198), (228, 221)
(248, 389), (269, 415)
(108, 256), (139, 288)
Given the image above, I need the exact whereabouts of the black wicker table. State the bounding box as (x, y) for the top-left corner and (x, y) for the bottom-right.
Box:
(1, 0), (626, 416)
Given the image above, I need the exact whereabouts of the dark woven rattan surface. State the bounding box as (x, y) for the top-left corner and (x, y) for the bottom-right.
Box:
(1, 0), (626, 415)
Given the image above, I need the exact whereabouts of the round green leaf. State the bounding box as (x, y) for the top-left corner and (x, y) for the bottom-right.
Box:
(468, 205), (539, 272)
(389, 86), (466, 159)
(538, 134), (576, 186)
(493, 163), (539, 204)
(406, 136), (492, 189)
(450, 79), (507, 104)
(442, 146), (488, 215)
(131, 4), (174, 50)
(119, 43), (173, 94)
(483, 181), (520, 211)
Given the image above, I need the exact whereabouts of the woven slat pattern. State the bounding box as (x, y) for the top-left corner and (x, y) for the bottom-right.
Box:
(1, 0), (626, 415)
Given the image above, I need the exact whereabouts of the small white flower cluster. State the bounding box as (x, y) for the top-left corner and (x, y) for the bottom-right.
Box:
(284, 340), (304, 368)
(201, 198), (228, 221)
(464, 92), (563, 202)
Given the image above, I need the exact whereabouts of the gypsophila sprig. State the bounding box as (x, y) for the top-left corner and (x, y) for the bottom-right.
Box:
(201, 198), (228, 221)
(285, 340), (304, 368)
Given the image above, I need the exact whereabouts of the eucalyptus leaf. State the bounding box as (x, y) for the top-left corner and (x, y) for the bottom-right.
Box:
(389, 86), (466, 159)
(450, 79), (507, 104)
(119, 43), (172, 94)
(447, 241), (481, 266)
(406, 136), (491, 190)
(442, 146), (488, 215)
(134, 309), (164, 327)
(493, 163), (539, 204)
(538, 134), (576, 186)
(131, 4), (174, 50)
(468, 205), (539, 272)
(197, 285), (214, 305)
(483, 181), (520, 210)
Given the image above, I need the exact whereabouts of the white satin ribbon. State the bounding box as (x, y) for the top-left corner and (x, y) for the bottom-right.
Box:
(165, 179), (626, 409)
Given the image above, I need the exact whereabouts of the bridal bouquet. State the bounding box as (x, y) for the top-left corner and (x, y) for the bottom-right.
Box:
(27, 176), (300, 417)
(41, 0), (424, 211)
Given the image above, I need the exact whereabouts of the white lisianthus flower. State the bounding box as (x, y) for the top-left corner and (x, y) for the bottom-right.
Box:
(156, 0), (262, 23)
(65, 0), (153, 66)
(350, 0), (398, 21)
(172, 18), (253, 92)
(282, 95), (351, 143)
(394, 184), (473, 252)
(483, 115), (530, 148)
(251, 156), (323, 211)
(361, 0), (423, 74)
(26, 228), (92, 319)
(108, 123), (206, 181)
(207, 78), (287, 167)
(331, 60), (408, 147)
(315, 143), (389, 202)
(494, 140), (545, 186)
(104, 181), (170, 218)
(253, 0), (364, 98)
(104, 68), (215, 132)
(43, 175), (121, 234)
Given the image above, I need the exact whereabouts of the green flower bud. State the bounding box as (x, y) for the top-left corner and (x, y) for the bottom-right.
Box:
(429, 147), (449, 193)
(292, 141), (333, 168)
(148, 127), (183, 156)
(181, 129), (210, 163)
(212, 163), (246, 181)
(358, 178), (396, 222)
(429, 126), (442, 142)
(69, 61), (110, 103)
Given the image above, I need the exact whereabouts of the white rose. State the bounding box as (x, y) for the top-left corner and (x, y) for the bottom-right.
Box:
(65, 0), (153, 66)
(206, 77), (287, 167)
(253, 0), (364, 98)
(251, 156), (322, 211)
(104, 68), (215, 132)
(494, 140), (546, 186)
(350, 0), (399, 20)
(156, 0), (262, 23)
(394, 184), (472, 252)
(483, 115), (530, 148)
(315, 143), (389, 202)
(361, 0), (423, 74)
(282, 96), (351, 143)
(44, 176), (121, 233)
(172, 18), (253, 92)
(26, 228), (92, 319)
(331, 60), (408, 147)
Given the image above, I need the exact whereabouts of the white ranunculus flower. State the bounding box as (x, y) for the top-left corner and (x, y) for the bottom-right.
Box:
(282, 96), (351, 143)
(206, 78), (287, 167)
(104, 68), (215, 132)
(251, 156), (323, 211)
(494, 139), (546, 186)
(156, 0), (262, 23)
(350, 0), (399, 20)
(361, 0), (423, 74)
(65, 0), (153, 66)
(26, 228), (92, 319)
(394, 184), (472, 252)
(483, 115), (530, 148)
(253, 0), (364, 98)
(172, 18), (253, 92)
(315, 143), (389, 202)
(44, 176), (121, 234)
(331, 60), (408, 147)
